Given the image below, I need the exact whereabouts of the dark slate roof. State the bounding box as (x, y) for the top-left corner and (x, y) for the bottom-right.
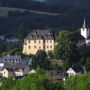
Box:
(25, 30), (55, 40)
(72, 66), (84, 73)
(3, 55), (21, 60)
(0, 55), (30, 65)
(1, 64), (29, 72)
(5, 68), (14, 72)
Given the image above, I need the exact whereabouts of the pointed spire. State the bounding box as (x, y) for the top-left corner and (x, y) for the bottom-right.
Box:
(83, 18), (86, 28)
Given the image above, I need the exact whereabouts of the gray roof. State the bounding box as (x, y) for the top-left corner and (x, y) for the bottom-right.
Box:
(3, 55), (21, 60)
(0, 55), (22, 64)
(1, 64), (29, 72)
(72, 66), (84, 73)
(0, 55), (32, 65)
(25, 30), (55, 40)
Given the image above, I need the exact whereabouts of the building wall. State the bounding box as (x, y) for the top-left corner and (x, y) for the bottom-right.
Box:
(86, 39), (90, 46)
(45, 40), (55, 53)
(81, 28), (90, 39)
(1, 69), (14, 78)
(15, 66), (30, 76)
(23, 39), (55, 55)
(67, 68), (76, 77)
(15, 71), (23, 76)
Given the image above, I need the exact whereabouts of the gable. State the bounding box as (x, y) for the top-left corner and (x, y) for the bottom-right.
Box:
(67, 68), (76, 74)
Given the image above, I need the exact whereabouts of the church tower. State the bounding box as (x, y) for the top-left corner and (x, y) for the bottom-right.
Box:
(80, 19), (90, 39)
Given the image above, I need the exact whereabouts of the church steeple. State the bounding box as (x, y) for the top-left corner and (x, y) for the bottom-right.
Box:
(83, 19), (86, 28)
(81, 18), (90, 39)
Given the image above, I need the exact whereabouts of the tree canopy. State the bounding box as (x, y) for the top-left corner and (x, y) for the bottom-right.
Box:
(32, 50), (50, 70)
(54, 31), (77, 60)
(54, 31), (79, 69)
(64, 74), (90, 90)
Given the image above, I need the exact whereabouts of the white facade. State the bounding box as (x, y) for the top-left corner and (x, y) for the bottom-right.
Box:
(81, 28), (90, 39)
(85, 39), (90, 46)
(80, 19), (90, 39)
(67, 68), (76, 77)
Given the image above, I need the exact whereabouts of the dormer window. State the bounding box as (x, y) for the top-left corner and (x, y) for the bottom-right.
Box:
(45, 35), (47, 38)
(35, 31), (37, 35)
(31, 35), (33, 38)
(50, 35), (52, 38)
(48, 31), (51, 34)
(36, 35), (39, 38)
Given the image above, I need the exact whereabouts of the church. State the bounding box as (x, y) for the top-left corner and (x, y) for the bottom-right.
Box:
(76, 19), (90, 47)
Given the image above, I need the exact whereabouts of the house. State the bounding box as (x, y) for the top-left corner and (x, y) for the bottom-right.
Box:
(0, 55), (32, 65)
(0, 64), (30, 78)
(67, 66), (85, 77)
(76, 19), (90, 47)
(48, 70), (66, 82)
(0, 68), (14, 78)
(23, 30), (56, 55)
(29, 69), (36, 74)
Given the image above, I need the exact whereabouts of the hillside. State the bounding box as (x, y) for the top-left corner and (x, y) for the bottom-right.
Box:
(0, 7), (59, 17)
(0, 0), (90, 11)
(0, 0), (90, 36)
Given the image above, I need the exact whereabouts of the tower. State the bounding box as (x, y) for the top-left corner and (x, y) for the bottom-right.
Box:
(80, 19), (90, 39)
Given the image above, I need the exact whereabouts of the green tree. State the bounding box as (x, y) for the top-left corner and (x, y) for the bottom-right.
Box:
(18, 24), (27, 48)
(1, 78), (16, 90)
(64, 74), (90, 90)
(85, 57), (90, 71)
(47, 51), (54, 59)
(32, 50), (50, 70)
(54, 31), (78, 69)
(0, 40), (7, 53)
(12, 68), (64, 90)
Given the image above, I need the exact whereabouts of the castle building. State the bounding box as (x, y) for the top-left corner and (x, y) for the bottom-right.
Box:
(23, 30), (56, 55)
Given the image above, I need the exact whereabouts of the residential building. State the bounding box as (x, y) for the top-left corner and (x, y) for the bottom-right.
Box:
(23, 30), (56, 55)
(0, 64), (30, 78)
(0, 55), (32, 65)
(67, 66), (85, 77)
(1, 68), (14, 78)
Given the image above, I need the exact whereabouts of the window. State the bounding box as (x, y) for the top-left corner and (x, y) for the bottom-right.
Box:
(50, 46), (52, 48)
(50, 35), (52, 38)
(28, 40), (30, 43)
(4, 72), (6, 74)
(28, 46), (31, 49)
(34, 40), (36, 43)
(50, 40), (52, 43)
(47, 40), (48, 43)
(31, 35), (33, 38)
(39, 47), (41, 49)
(36, 35), (38, 38)
(47, 45), (49, 48)
(39, 40), (41, 43)
(34, 46), (36, 49)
